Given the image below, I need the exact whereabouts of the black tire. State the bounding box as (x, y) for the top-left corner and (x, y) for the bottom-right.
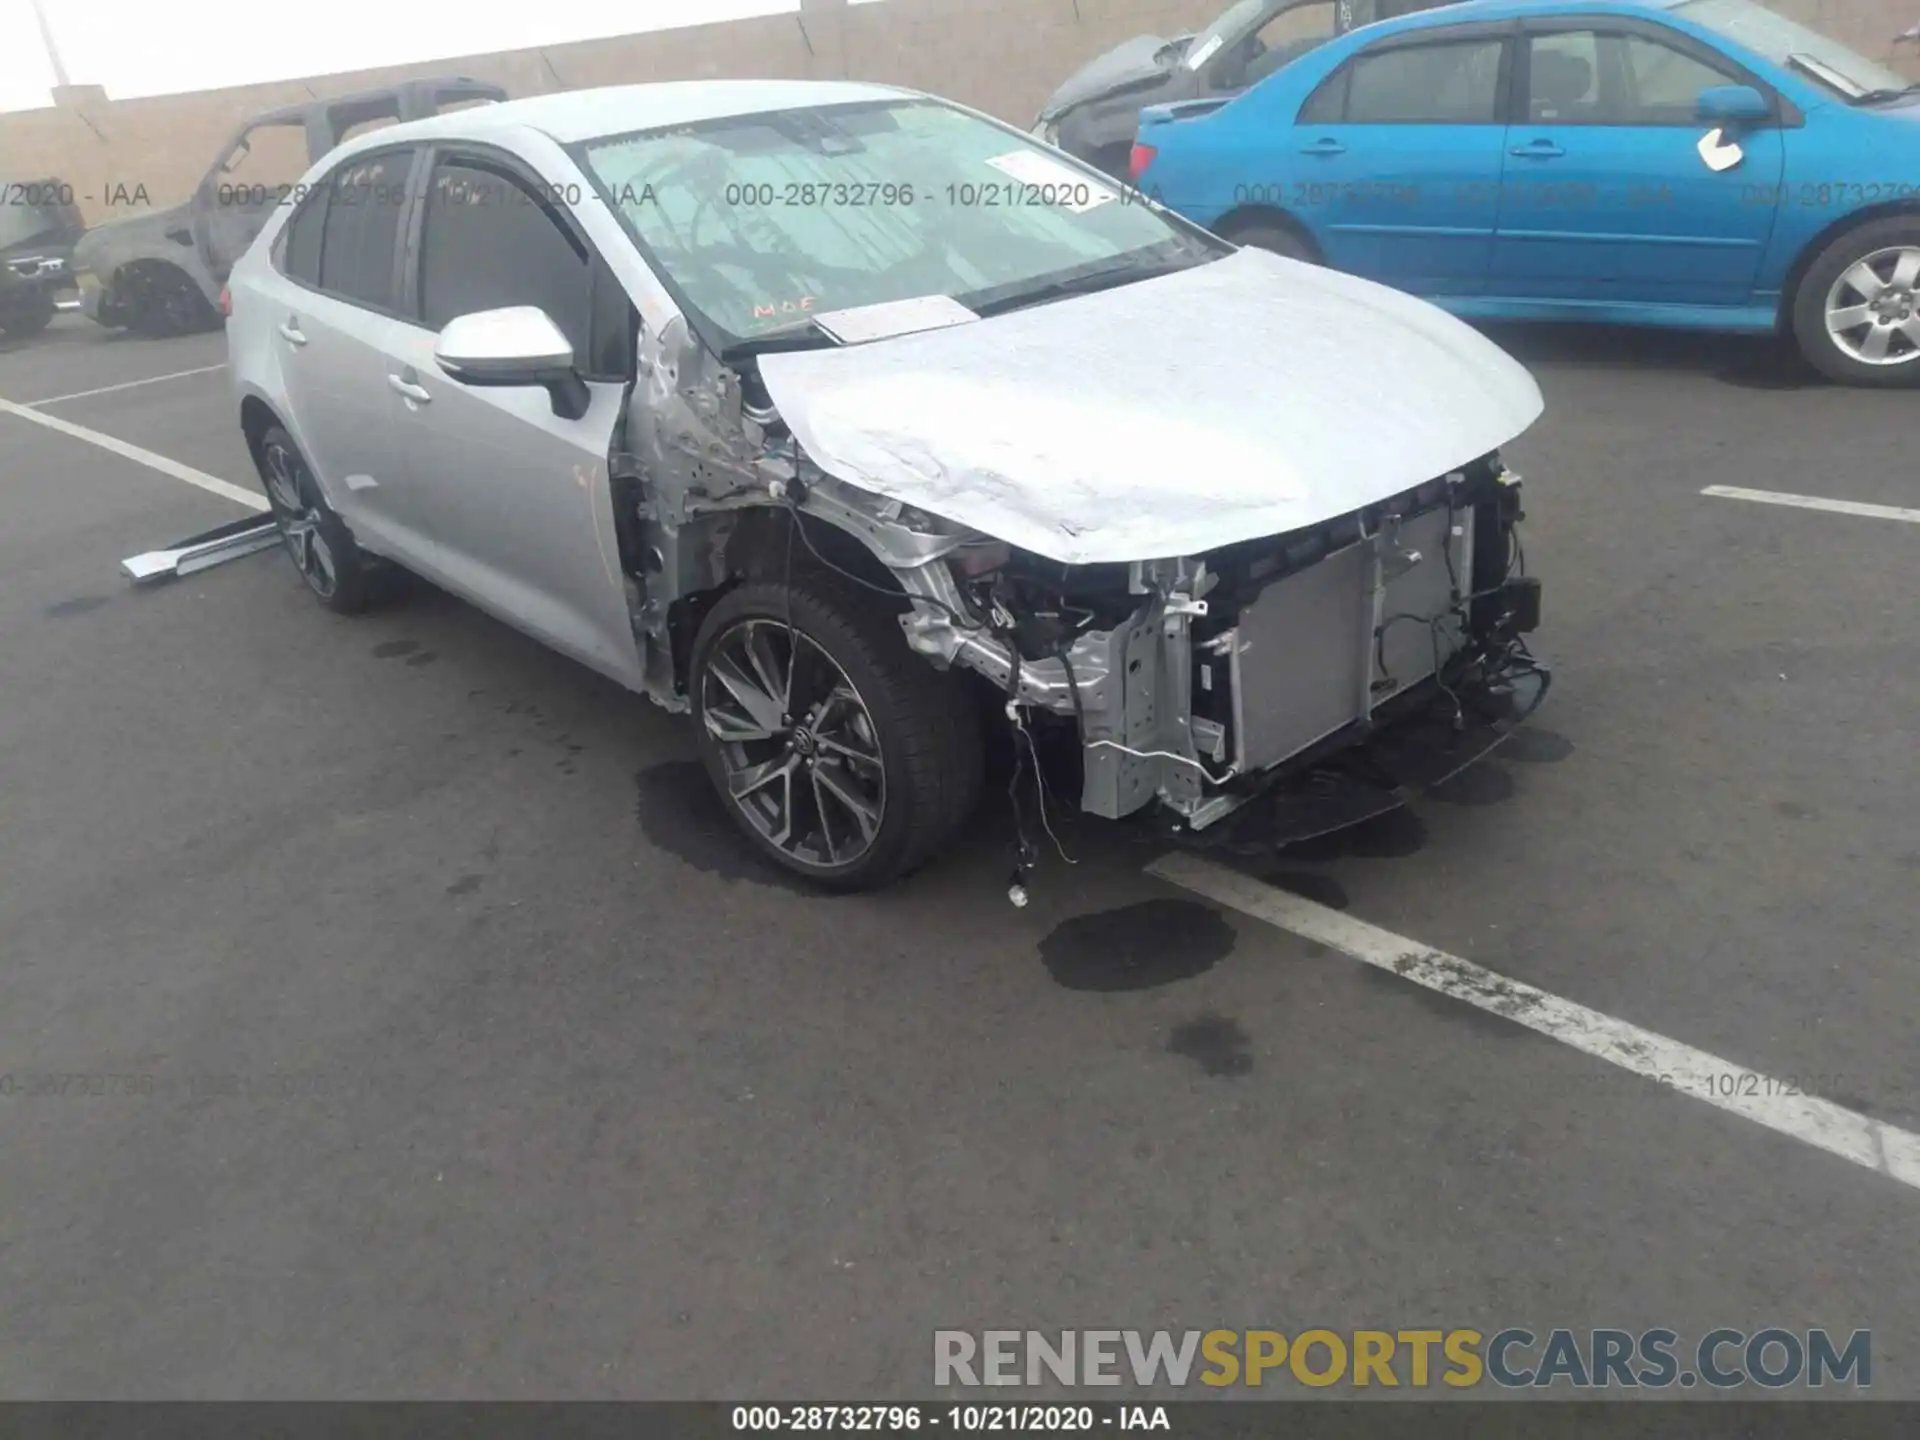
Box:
(1790, 217), (1920, 388)
(130, 265), (218, 338)
(0, 288), (55, 338)
(690, 577), (985, 891)
(255, 425), (398, 614)
(1220, 217), (1320, 264)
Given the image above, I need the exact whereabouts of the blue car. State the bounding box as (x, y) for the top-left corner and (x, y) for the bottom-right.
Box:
(1129, 0), (1920, 385)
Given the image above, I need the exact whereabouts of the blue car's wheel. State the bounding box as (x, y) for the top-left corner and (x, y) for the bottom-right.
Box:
(1219, 218), (1320, 265)
(1793, 218), (1920, 388)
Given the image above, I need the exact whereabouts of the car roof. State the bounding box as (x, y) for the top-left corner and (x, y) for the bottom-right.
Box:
(337, 79), (920, 155)
(1363, 0), (1688, 28)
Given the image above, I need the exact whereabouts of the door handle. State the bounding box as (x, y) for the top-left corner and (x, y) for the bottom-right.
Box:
(1509, 140), (1566, 159)
(277, 319), (307, 346)
(387, 373), (432, 404)
(1300, 138), (1348, 157)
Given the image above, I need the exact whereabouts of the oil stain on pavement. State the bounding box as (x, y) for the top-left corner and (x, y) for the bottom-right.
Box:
(1040, 898), (1234, 992)
(1167, 1014), (1254, 1077)
(43, 594), (111, 618)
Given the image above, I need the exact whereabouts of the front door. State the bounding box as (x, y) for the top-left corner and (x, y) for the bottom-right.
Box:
(387, 149), (643, 688)
(1489, 20), (1785, 306)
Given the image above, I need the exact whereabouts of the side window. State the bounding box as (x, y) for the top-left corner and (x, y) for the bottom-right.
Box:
(1298, 66), (1350, 123)
(1527, 30), (1742, 125)
(1345, 38), (1505, 124)
(315, 150), (413, 311)
(417, 159), (592, 365)
(278, 187), (328, 286)
(1527, 32), (1604, 121)
(1620, 34), (1742, 123)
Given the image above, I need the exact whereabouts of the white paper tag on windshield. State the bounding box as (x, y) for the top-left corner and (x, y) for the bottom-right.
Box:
(811, 294), (980, 346)
(983, 150), (1118, 213)
(1185, 34), (1224, 70)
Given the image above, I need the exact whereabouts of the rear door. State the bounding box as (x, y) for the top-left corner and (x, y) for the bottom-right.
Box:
(263, 146), (440, 564)
(385, 146), (644, 685)
(1489, 16), (1785, 306)
(1286, 23), (1513, 295)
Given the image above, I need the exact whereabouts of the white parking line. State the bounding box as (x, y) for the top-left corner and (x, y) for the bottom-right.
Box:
(23, 363), (228, 409)
(0, 395), (266, 512)
(1702, 484), (1920, 525)
(1146, 851), (1920, 1194)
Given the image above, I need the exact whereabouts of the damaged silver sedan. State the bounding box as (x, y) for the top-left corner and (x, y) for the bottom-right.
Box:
(227, 79), (1549, 891)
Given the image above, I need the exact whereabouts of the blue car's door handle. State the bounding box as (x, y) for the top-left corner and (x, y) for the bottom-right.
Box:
(1300, 138), (1348, 157)
(1509, 140), (1566, 159)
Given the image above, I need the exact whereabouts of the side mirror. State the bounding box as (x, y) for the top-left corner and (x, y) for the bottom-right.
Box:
(1697, 84), (1769, 124)
(435, 306), (588, 420)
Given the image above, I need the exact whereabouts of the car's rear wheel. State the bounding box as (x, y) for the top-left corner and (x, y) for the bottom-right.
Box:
(1791, 218), (1920, 387)
(1219, 216), (1319, 264)
(256, 425), (396, 614)
(689, 578), (984, 891)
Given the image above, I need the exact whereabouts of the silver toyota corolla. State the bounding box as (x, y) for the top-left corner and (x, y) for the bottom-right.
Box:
(228, 79), (1551, 892)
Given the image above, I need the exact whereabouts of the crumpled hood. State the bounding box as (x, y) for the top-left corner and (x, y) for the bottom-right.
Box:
(1038, 33), (1191, 120)
(758, 247), (1545, 566)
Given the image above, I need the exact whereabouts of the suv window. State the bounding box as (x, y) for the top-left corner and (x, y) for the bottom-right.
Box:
(417, 159), (592, 363)
(315, 150), (414, 310)
(1527, 30), (1743, 124)
(1320, 37), (1506, 123)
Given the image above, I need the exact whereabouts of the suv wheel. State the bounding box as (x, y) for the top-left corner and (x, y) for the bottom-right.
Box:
(132, 266), (217, 338)
(257, 426), (397, 614)
(1792, 218), (1920, 387)
(690, 578), (984, 891)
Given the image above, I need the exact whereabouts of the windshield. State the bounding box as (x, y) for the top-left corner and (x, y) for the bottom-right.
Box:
(575, 99), (1219, 350)
(1673, 0), (1913, 100)
(1186, 0), (1277, 68)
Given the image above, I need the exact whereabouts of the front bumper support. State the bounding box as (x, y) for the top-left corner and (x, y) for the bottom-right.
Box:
(1169, 659), (1551, 855)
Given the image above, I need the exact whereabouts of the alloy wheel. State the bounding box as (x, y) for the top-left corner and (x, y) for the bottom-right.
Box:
(1824, 245), (1920, 367)
(262, 442), (338, 600)
(700, 618), (887, 870)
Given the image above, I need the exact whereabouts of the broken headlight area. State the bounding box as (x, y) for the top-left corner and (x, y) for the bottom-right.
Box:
(905, 454), (1546, 845)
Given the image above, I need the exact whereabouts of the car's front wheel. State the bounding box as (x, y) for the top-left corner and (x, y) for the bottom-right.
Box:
(1792, 218), (1920, 387)
(256, 425), (396, 614)
(690, 578), (984, 891)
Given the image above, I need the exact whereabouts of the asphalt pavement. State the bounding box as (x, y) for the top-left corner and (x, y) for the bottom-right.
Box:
(0, 312), (1915, 1400)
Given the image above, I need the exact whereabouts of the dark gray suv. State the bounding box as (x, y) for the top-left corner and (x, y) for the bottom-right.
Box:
(1033, 0), (1461, 176)
(0, 179), (84, 340)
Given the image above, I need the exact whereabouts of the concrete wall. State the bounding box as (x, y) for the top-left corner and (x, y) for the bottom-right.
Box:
(5, 0), (1916, 222)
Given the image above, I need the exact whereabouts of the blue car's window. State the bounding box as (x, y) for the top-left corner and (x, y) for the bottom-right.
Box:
(1621, 35), (1743, 122)
(1338, 39), (1505, 124)
(1527, 30), (1739, 126)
